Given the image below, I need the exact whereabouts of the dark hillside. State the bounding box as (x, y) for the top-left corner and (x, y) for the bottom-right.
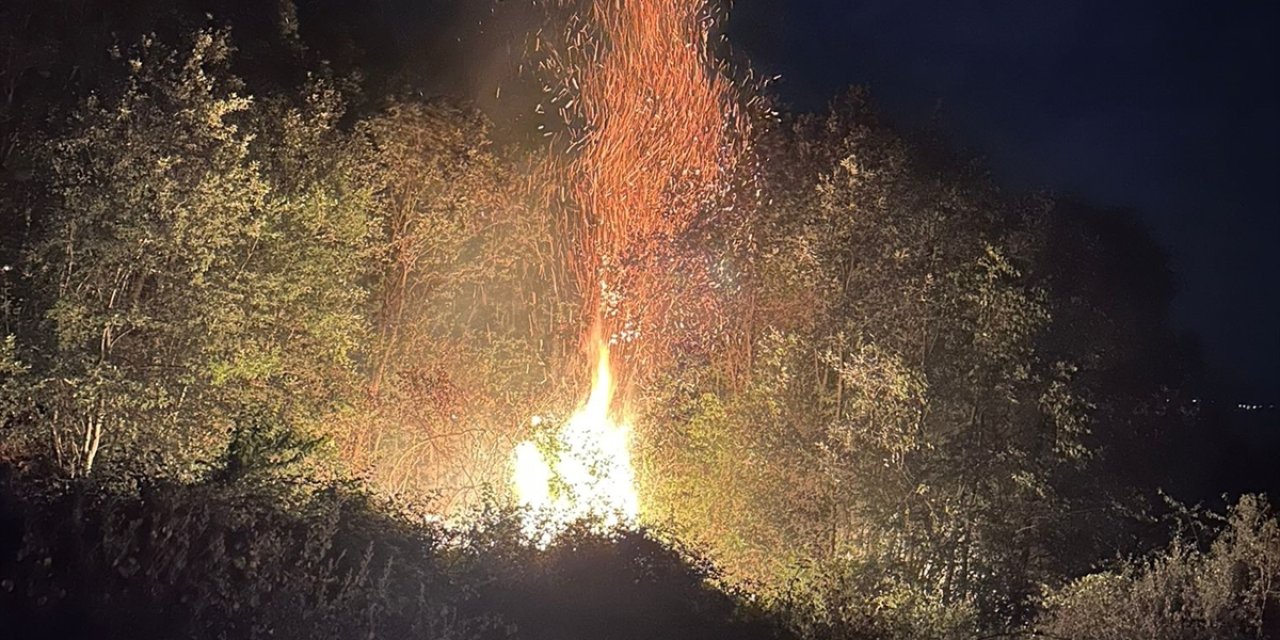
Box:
(0, 466), (788, 640)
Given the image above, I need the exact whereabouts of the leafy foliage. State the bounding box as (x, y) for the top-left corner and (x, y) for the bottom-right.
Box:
(1036, 494), (1280, 639)
(7, 31), (377, 479)
(342, 100), (579, 506)
(638, 92), (1149, 637)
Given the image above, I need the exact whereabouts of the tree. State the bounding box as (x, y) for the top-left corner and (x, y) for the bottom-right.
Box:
(344, 100), (578, 509)
(641, 91), (1100, 637)
(7, 30), (377, 479)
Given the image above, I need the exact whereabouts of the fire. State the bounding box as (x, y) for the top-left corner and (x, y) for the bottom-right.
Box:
(513, 343), (639, 538)
(510, 0), (746, 540)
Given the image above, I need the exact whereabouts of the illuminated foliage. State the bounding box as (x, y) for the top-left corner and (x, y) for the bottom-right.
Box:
(349, 100), (576, 509)
(640, 93), (1102, 636)
(9, 31), (377, 479)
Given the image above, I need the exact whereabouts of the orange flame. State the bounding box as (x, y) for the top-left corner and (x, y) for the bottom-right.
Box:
(513, 342), (639, 539)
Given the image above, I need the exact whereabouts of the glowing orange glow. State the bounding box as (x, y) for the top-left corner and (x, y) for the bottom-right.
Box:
(533, 0), (748, 378)
(513, 343), (639, 538)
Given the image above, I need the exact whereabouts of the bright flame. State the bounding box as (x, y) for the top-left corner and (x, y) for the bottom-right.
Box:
(513, 345), (639, 540)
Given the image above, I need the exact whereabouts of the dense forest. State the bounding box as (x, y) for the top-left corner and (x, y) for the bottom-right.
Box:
(0, 1), (1276, 639)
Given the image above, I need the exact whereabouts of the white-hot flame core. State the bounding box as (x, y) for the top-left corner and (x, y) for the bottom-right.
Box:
(513, 347), (639, 540)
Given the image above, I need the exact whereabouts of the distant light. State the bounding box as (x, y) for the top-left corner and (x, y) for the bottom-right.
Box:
(1234, 402), (1275, 412)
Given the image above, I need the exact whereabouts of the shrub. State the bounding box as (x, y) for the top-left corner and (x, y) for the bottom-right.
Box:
(1036, 494), (1280, 639)
(0, 465), (792, 640)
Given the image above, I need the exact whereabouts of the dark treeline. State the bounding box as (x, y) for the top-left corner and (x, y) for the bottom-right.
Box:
(0, 1), (1276, 639)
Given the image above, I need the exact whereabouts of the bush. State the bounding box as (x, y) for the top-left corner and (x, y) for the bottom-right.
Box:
(0, 465), (791, 640)
(1036, 494), (1280, 640)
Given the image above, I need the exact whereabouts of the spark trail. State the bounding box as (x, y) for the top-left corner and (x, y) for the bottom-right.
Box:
(540, 0), (748, 381)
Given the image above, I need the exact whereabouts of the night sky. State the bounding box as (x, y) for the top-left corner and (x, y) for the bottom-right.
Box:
(727, 0), (1280, 401)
